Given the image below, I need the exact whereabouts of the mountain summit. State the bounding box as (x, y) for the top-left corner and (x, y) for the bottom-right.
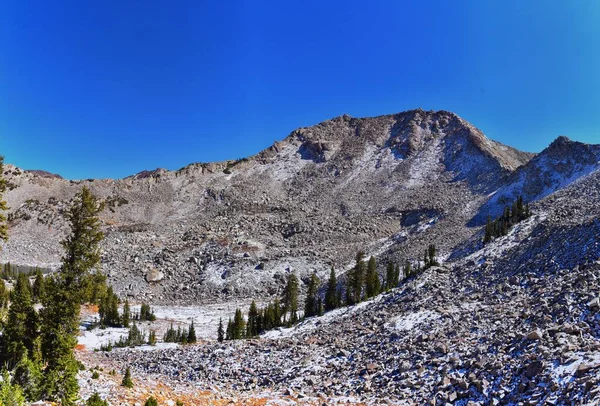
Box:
(1, 110), (597, 304)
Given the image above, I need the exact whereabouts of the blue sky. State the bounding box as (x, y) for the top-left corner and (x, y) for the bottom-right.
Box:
(1, 1), (599, 179)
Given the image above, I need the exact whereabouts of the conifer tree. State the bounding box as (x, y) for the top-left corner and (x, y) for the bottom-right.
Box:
(394, 263), (401, 286)
(273, 297), (282, 327)
(86, 392), (109, 406)
(144, 397), (158, 406)
(4, 272), (38, 366)
(385, 261), (394, 291)
(346, 252), (366, 305)
(187, 321), (197, 344)
(304, 272), (320, 318)
(148, 330), (157, 346)
(0, 156), (8, 244)
(484, 215), (493, 243)
(282, 273), (299, 324)
(403, 260), (412, 279)
(225, 317), (234, 340)
(122, 299), (131, 328)
(0, 279), (8, 308)
(32, 269), (45, 302)
(0, 371), (26, 406)
(40, 187), (104, 405)
(121, 367), (134, 388)
(217, 318), (224, 342)
(233, 308), (245, 339)
(428, 244), (437, 266)
(324, 267), (338, 311)
(317, 297), (324, 316)
(13, 350), (43, 401)
(365, 256), (380, 298)
(246, 301), (259, 337)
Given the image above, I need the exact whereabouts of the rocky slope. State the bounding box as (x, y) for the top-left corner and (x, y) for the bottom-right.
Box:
(1, 109), (535, 303)
(4, 108), (600, 405)
(82, 163), (600, 405)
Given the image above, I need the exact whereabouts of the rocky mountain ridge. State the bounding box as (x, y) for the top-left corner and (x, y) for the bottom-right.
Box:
(1, 109), (597, 305)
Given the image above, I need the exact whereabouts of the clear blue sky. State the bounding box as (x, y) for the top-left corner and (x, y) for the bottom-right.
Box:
(1, 1), (599, 179)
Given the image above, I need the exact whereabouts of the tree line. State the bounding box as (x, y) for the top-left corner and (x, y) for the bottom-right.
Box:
(484, 195), (531, 243)
(220, 245), (439, 341)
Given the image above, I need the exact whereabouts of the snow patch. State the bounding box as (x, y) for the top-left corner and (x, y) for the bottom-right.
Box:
(388, 310), (441, 332)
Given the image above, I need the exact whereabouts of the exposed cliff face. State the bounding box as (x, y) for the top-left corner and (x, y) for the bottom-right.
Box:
(2, 109), (596, 305)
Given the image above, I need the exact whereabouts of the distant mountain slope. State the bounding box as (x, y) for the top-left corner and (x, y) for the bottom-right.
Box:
(1, 109), (594, 304)
(474, 136), (600, 223)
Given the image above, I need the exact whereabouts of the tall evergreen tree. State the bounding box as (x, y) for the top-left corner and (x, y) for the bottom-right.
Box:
(394, 263), (401, 286)
(13, 350), (43, 402)
(282, 273), (299, 324)
(225, 317), (234, 341)
(246, 301), (259, 337)
(324, 267), (338, 311)
(187, 321), (197, 344)
(217, 318), (225, 342)
(347, 252), (366, 305)
(40, 187), (104, 405)
(403, 260), (412, 279)
(304, 272), (320, 318)
(0, 156), (9, 243)
(122, 299), (131, 328)
(32, 269), (45, 303)
(428, 244), (437, 266)
(365, 256), (380, 298)
(385, 261), (394, 291)
(121, 367), (134, 388)
(4, 272), (39, 366)
(273, 297), (282, 327)
(233, 308), (246, 339)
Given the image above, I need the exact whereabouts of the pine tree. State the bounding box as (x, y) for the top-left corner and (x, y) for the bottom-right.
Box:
(484, 216), (493, 243)
(40, 187), (104, 405)
(385, 261), (394, 291)
(148, 330), (157, 346)
(187, 321), (197, 344)
(0, 156), (9, 244)
(13, 350), (43, 402)
(225, 318), (234, 340)
(273, 297), (282, 327)
(246, 301), (259, 337)
(234, 308), (246, 339)
(0, 371), (26, 406)
(32, 269), (45, 302)
(394, 263), (401, 286)
(282, 273), (299, 325)
(423, 249), (429, 269)
(428, 244), (437, 266)
(122, 299), (131, 328)
(4, 272), (38, 366)
(304, 272), (320, 318)
(121, 367), (134, 388)
(144, 397), (158, 406)
(317, 296), (324, 316)
(324, 266), (338, 311)
(86, 392), (109, 406)
(403, 260), (412, 279)
(365, 256), (380, 298)
(346, 252), (366, 305)
(217, 318), (224, 342)
(0, 279), (8, 308)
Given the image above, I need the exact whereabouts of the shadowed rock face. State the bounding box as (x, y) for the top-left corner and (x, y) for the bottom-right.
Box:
(1, 109), (597, 305)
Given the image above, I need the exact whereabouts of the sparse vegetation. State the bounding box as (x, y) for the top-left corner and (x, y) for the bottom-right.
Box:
(484, 195), (531, 243)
